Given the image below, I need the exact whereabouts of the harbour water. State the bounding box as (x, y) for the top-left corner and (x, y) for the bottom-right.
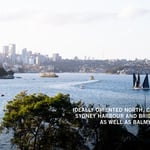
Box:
(0, 73), (150, 149)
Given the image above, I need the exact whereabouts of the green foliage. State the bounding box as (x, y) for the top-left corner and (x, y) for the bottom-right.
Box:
(2, 92), (150, 150)
(1, 92), (84, 150)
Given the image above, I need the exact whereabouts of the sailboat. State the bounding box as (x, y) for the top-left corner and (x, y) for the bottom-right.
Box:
(133, 73), (140, 89)
(133, 73), (149, 90)
(142, 73), (149, 89)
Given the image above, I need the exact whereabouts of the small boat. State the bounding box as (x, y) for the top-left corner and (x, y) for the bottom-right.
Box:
(80, 85), (85, 89)
(15, 76), (22, 79)
(133, 73), (149, 90)
(89, 75), (95, 80)
(40, 72), (58, 78)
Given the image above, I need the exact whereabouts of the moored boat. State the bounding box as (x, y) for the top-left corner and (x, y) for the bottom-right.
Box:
(40, 72), (58, 78)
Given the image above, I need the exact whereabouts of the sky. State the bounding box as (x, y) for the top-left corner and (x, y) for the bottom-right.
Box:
(0, 0), (150, 60)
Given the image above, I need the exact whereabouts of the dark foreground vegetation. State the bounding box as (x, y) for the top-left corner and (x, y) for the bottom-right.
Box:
(0, 92), (150, 150)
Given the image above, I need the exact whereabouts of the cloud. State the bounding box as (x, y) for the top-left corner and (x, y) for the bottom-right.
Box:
(38, 12), (117, 26)
(0, 9), (37, 23)
(117, 6), (149, 19)
(35, 8), (150, 26)
(0, 9), (116, 25)
(0, 6), (149, 25)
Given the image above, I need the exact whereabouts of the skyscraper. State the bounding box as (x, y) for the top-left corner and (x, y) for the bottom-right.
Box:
(22, 48), (28, 64)
(52, 53), (61, 61)
(2, 46), (9, 57)
(9, 44), (16, 64)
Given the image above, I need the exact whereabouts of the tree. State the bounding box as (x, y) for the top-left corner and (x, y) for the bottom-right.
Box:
(0, 91), (86, 150)
(2, 92), (149, 150)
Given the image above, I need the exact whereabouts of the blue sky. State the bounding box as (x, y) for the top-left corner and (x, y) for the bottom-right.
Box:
(0, 0), (150, 59)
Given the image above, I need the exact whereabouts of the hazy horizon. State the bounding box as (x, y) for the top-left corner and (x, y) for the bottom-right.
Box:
(0, 0), (150, 60)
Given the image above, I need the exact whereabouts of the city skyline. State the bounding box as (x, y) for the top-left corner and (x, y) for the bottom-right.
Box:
(0, 0), (150, 60)
(1, 43), (94, 60)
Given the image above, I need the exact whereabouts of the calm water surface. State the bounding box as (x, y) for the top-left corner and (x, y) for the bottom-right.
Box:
(0, 73), (150, 149)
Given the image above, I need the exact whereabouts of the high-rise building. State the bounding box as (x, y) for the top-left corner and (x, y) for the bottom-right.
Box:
(52, 53), (62, 61)
(29, 56), (35, 65)
(2, 46), (9, 57)
(9, 44), (16, 56)
(9, 44), (16, 64)
(22, 48), (28, 64)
